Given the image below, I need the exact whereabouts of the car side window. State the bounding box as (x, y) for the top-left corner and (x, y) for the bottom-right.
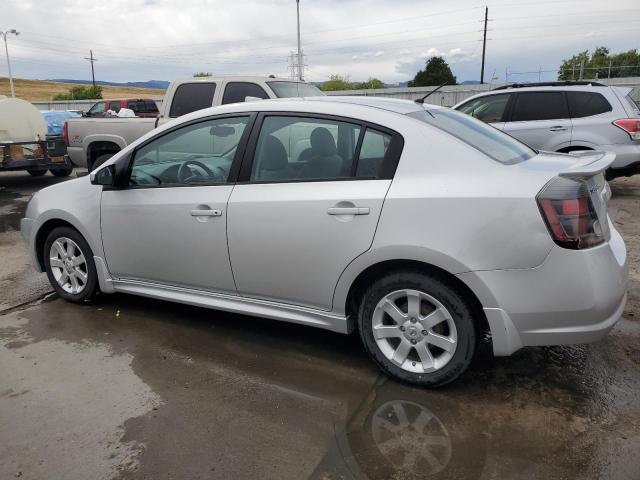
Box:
(109, 101), (121, 113)
(250, 116), (361, 182)
(88, 102), (105, 115)
(356, 129), (392, 178)
(145, 100), (159, 113)
(511, 92), (569, 121)
(222, 82), (270, 105)
(457, 94), (510, 123)
(129, 116), (250, 187)
(169, 83), (217, 118)
(567, 91), (612, 118)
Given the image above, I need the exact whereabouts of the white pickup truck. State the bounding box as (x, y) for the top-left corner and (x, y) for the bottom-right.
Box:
(65, 76), (323, 171)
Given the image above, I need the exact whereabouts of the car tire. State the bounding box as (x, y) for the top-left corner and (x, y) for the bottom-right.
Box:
(357, 270), (476, 388)
(43, 226), (99, 303)
(90, 153), (115, 172)
(50, 166), (73, 177)
(28, 169), (47, 176)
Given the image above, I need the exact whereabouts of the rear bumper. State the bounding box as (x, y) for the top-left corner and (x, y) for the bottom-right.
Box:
(600, 142), (640, 170)
(458, 225), (628, 355)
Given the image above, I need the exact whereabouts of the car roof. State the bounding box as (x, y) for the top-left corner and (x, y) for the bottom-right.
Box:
(173, 76), (301, 84)
(304, 95), (440, 114)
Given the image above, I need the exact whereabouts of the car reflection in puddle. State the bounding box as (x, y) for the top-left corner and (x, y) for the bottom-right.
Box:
(312, 381), (488, 480)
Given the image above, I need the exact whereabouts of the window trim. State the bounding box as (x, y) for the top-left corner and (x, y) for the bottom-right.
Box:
(505, 91), (570, 123)
(168, 82), (217, 118)
(120, 112), (257, 190)
(236, 111), (404, 185)
(222, 82), (270, 105)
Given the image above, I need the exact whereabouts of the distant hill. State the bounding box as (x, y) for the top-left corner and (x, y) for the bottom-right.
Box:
(48, 79), (170, 89)
(0, 77), (166, 101)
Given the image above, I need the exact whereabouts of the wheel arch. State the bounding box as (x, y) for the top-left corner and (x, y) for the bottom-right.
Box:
(84, 136), (125, 170)
(34, 218), (83, 271)
(556, 144), (595, 153)
(340, 257), (490, 343)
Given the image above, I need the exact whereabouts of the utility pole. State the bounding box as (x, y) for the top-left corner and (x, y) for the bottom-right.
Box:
(1, 29), (19, 98)
(608, 60), (612, 79)
(480, 6), (488, 84)
(296, 0), (303, 81)
(84, 50), (98, 89)
(578, 60), (584, 81)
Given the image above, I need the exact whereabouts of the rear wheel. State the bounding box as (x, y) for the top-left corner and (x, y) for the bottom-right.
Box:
(50, 166), (73, 177)
(43, 227), (99, 303)
(90, 153), (115, 172)
(358, 271), (476, 387)
(28, 169), (47, 176)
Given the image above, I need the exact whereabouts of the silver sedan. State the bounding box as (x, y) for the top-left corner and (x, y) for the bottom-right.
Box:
(21, 96), (628, 386)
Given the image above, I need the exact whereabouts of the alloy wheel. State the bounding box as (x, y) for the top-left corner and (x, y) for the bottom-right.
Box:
(49, 237), (88, 294)
(372, 289), (458, 374)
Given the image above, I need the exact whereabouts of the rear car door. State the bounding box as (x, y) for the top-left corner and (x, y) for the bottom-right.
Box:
(503, 91), (572, 151)
(227, 113), (403, 310)
(100, 114), (253, 293)
(566, 91), (614, 146)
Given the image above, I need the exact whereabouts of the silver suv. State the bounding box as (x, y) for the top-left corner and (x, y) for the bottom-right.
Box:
(454, 82), (640, 179)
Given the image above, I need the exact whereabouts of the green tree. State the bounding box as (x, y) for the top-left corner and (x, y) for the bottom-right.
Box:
(193, 72), (213, 77)
(558, 47), (640, 80)
(53, 85), (103, 100)
(353, 78), (385, 90)
(318, 74), (353, 91)
(408, 57), (456, 87)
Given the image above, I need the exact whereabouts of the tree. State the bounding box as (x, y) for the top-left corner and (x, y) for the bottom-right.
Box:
(193, 72), (213, 77)
(558, 47), (640, 80)
(53, 85), (103, 100)
(318, 74), (353, 91)
(353, 78), (385, 90)
(408, 56), (456, 87)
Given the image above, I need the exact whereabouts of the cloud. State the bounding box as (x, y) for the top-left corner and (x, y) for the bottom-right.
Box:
(374, 51), (384, 57)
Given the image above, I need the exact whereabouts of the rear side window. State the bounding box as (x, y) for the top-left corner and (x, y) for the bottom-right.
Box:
(457, 94), (510, 123)
(356, 129), (392, 178)
(169, 83), (216, 118)
(511, 92), (569, 121)
(567, 92), (612, 118)
(108, 101), (121, 112)
(222, 82), (269, 105)
(408, 108), (535, 165)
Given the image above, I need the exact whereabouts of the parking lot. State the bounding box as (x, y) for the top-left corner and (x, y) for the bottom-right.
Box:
(1, 171), (639, 480)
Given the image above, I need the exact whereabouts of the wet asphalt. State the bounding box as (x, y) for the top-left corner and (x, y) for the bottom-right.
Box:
(1, 171), (639, 480)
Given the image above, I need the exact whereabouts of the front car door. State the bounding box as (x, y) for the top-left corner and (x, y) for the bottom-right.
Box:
(502, 91), (572, 151)
(227, 113), (403, 310)
(100, 114), (253, 293)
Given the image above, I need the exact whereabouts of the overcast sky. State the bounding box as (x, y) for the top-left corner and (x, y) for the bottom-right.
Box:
(2, 0), (639, 85)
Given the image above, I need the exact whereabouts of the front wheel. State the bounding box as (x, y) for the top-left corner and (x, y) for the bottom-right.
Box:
(358, 271), (476, 387)
(43, 226), (99, 303)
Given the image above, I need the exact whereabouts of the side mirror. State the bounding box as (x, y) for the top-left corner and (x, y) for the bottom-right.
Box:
(90, 164), (115, 186)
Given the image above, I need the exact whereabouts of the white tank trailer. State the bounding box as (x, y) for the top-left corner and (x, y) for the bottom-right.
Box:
(0, 95), (73, 177)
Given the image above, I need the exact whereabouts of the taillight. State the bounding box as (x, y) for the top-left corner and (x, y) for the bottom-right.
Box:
(63, 121), (69, 146)
(613, 118), (640, 140)
(537, 177), (605, 249)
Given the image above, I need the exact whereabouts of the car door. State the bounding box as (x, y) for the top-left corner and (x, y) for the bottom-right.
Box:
(455, 93), (512, 131)
(502, 91), (572, 151)
(227, 113), (403, 310)
(100, 114), (253, 293)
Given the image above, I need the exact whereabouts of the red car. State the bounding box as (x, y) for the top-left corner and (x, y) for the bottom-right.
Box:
(85, 98), (159, 118)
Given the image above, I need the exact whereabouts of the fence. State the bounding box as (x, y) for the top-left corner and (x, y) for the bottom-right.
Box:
(31, 77), (640, 112)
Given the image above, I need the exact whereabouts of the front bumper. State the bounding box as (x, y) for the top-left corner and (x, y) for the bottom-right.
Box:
(458, 225), (628, 356)
(20, 217), (43, 272)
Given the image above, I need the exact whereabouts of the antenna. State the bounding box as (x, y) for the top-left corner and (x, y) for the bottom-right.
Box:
(414, 82), (448, 104)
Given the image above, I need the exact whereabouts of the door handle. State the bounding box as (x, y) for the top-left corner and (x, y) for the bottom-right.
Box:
(549, 126), (568, 132)
(327, 207), (370, 215)
(190, 209), (222, 217)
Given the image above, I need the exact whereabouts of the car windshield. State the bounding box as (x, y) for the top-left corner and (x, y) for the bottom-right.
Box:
(408, 108), (535, 165)
(267, 81), (324, 98)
